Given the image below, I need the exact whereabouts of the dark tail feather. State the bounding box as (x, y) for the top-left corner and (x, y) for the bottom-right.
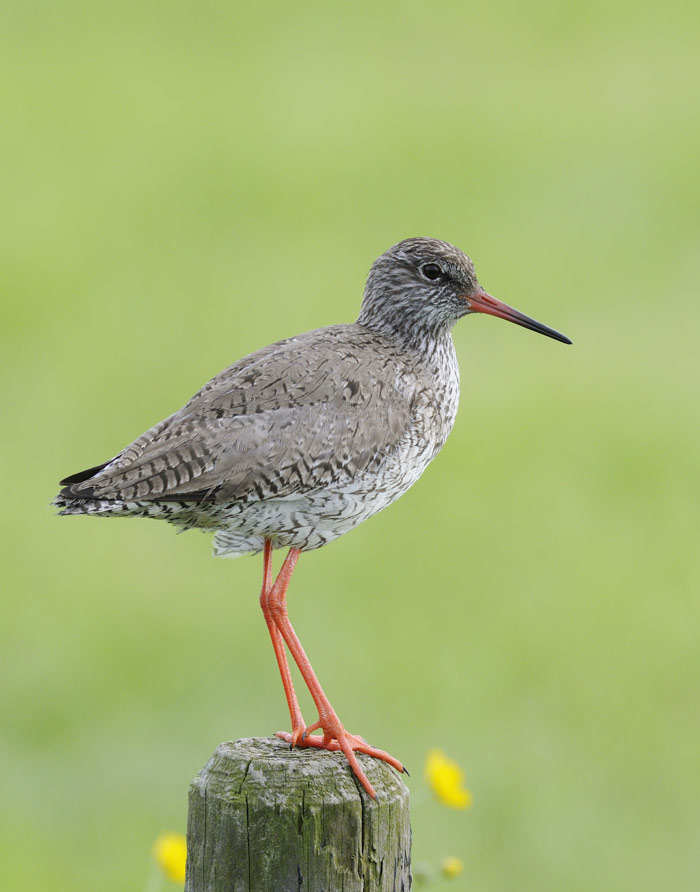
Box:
(59, 461), (111, 486)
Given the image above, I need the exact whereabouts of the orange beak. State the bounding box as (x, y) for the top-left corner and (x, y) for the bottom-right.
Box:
(466, 289), (572, 345)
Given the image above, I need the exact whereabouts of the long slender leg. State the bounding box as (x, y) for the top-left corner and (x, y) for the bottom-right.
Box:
(267, 547), (405, 799)
(259, 540), (306, 742)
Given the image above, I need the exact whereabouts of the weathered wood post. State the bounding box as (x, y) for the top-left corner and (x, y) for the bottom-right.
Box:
(185, 737), (411, 891)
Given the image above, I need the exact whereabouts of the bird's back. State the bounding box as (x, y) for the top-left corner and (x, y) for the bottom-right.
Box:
(56, 323), (459, 553)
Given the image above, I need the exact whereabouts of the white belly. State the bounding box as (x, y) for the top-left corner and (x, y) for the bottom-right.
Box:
(211, 421), (445, 557)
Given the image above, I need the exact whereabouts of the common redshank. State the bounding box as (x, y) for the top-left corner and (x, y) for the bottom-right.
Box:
(55, 237), (571, 798)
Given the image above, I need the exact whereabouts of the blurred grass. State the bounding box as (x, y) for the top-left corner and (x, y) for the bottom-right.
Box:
(2, 1), (699, 889)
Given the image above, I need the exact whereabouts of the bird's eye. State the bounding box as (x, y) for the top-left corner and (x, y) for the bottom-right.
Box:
(421, 263), (443, 281)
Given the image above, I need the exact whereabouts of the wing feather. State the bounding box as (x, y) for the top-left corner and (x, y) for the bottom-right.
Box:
(58, 326), (415, 505)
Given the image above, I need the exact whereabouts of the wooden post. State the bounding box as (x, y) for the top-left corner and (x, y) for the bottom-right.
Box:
(185, 737), (411, 891)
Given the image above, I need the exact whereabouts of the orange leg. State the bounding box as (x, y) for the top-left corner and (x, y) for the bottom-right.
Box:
(265, 546), (405, 799)
(259, 540), (306, 741)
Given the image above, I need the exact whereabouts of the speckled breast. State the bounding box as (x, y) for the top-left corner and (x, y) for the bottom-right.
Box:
(212, 341), (461, 557)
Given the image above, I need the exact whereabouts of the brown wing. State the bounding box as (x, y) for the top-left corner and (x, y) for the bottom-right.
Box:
(58, 325), (413, 505)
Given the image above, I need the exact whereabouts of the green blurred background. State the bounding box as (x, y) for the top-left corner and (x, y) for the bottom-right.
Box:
(2, 1), (698, 889)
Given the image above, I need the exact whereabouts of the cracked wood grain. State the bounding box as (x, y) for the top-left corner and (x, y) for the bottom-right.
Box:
(185, 737), (411, 891)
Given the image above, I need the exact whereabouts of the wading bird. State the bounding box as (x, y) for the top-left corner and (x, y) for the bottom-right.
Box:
(55, 237), (571, 798)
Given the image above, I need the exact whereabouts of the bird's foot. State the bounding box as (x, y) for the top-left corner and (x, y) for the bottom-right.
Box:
(276, 712), (405, 799)
(281, 707), (308, 749)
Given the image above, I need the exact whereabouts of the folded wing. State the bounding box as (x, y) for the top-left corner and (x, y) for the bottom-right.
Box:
(57, 326), (412, 506)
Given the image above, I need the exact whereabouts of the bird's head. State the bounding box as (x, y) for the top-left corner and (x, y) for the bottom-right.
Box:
(358, 237), (571, 346)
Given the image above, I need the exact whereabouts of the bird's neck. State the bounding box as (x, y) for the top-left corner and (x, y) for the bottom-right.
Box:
(356, 308), (456, 366)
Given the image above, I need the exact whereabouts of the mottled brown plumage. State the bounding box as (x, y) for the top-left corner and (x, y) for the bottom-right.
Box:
(59, 327), (414, 506)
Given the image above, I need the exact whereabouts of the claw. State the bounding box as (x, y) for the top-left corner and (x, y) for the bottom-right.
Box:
(301, 719), (322, 742)
(276, 722), (306, 751)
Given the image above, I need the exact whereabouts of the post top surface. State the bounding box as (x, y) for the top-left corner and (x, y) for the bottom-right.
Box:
(196, 737), (409, 805)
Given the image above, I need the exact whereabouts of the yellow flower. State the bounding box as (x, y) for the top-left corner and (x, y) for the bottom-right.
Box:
(442, 855), (465, 878)
(153, 832), (187, 884)
(425, 748), (472, 809)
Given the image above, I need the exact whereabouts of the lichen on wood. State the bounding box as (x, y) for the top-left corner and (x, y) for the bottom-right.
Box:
(185, 737), (411, 891)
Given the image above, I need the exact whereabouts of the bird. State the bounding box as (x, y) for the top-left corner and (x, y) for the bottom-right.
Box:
(54, 237), (571, 798)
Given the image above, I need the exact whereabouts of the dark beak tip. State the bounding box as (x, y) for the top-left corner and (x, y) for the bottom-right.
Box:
(525, 325), (572, 346)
